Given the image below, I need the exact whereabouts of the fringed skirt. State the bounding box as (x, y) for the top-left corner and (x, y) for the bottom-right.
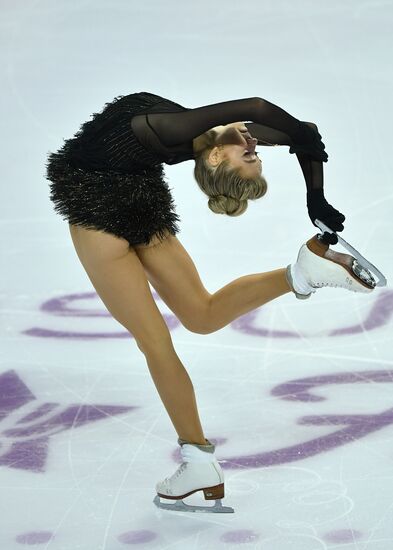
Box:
(46, 159), (181, 247)
(45, 92), (181, 247)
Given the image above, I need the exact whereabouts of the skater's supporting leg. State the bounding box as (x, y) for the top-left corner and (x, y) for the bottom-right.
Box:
(142, 341), (207, 445)
(69, 224), (207, 445)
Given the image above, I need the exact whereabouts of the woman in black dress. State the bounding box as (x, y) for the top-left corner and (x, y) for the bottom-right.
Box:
(46, 91), (365, 513)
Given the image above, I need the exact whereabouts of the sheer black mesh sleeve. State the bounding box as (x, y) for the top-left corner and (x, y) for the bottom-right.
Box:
(146, 97), (302, 147)
(145, 96), (325, 193)
(245, 122), (293, 146)
(295, 153), (324, 192)
(245, 122), (324, 193)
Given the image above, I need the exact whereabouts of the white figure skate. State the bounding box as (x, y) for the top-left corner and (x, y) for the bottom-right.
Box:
(153, 439), (234, 514)
(286, 219), (387, 299)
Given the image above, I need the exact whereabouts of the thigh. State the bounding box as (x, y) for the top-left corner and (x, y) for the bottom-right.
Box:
(134, 232), (212, 334)
(69, 223), (130, 262)
(68, 224), (172, 350)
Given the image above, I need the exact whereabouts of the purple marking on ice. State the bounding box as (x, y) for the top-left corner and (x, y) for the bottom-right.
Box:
(1, 437), (49, 472)
(16, 403), (59, 424)
(208, 370), (393, 469)
(3, 366), (393, 473)
(0, 371), (36, 421)
(41, 292), (110, 317)
(323, 529), (363, 543)
(23, 290), (180, 339)
(231, 290), (393, 338)
(24, 288), (393, 340)
(4, 404), (135, 437)
(220, 530), (260, 543)
(22, 328), (135, 339)
(15, 531), (54, 544)
(231, 308), (300, 338)
(330, 290), (393, 335)
(117, 530), (157, 544)
(0, 370), (137, 472)
(271, 370), (393, 402)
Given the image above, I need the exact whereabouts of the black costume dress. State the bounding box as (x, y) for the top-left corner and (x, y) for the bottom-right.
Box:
(45, 91), (324, 247)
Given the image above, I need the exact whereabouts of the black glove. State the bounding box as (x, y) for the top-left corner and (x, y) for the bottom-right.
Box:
(307, 189), (346, 245)
(289, 121), (329, 163)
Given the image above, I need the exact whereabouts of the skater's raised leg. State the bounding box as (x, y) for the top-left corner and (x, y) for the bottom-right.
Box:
(134, 233), (292, 335)
(208, 267), (291, 330)
(134, 232), (374, 337)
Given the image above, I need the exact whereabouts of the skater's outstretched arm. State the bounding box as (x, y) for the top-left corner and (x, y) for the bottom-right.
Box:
(247, 122), (345, 245)
(246, 122), (329, 213)
(244, 120), (324, 193)
(145, 97), (327, 162)
(295, 151), (347, 245)
(295, 151), (324, 192)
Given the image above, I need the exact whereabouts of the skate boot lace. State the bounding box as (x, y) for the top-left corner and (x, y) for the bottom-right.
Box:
(312, 281), (357, 291)
(175, 463), (187, 478)
(310, 260), (375, 292)
(165, 462), (187, 483)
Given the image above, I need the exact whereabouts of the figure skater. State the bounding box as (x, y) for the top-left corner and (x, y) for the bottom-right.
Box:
(45, 91), (374, 514)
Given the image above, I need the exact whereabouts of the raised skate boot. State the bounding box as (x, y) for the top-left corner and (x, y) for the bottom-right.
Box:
(286, 234), (378, 299)
(153, 438), (234, 513)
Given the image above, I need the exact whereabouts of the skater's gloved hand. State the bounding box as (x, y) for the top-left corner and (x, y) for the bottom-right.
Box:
(289, 121), (329, 163)
(307, 189), (346, 245)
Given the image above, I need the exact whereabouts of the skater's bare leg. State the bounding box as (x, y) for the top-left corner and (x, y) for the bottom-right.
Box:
(142, 343), (206, 445)
(69, 224), (206, 445)
(134, 234), (291, 335)
(208, 267), (291, 331)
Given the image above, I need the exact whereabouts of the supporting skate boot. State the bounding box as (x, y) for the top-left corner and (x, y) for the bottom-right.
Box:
(286, 234), (378, 299)
(153, 438), (234, 513)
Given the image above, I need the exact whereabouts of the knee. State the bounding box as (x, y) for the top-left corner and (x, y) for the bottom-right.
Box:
(180, 299), (217, 334)
(185, 322), (213, 335)
(135, 334), (174, 355)
(181, 305), (215, 335)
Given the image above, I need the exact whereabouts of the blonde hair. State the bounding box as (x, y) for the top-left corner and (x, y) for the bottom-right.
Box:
(193, 129), (268, 217)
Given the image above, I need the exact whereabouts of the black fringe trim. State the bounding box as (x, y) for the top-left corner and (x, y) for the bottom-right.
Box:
(48, 92), (168, 172)
(44, 91), (185, 246)
(45, 158), (181, 247)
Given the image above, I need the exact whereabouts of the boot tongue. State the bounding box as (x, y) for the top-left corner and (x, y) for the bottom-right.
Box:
(180, 444), (217, 463)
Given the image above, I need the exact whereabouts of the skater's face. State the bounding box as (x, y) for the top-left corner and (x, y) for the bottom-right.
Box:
(207, 122), (262, 178)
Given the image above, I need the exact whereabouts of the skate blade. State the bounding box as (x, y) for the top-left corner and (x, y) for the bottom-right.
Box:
(352, 259), (377, 289)
(314, 219), (387, 288)
(153, 494), (234, 514)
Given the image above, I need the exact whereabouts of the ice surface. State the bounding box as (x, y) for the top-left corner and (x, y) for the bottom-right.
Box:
(1, 1), (392, 548)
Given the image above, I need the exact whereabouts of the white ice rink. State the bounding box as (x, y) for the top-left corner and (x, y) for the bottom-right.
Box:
(1, 1), (393, 548)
